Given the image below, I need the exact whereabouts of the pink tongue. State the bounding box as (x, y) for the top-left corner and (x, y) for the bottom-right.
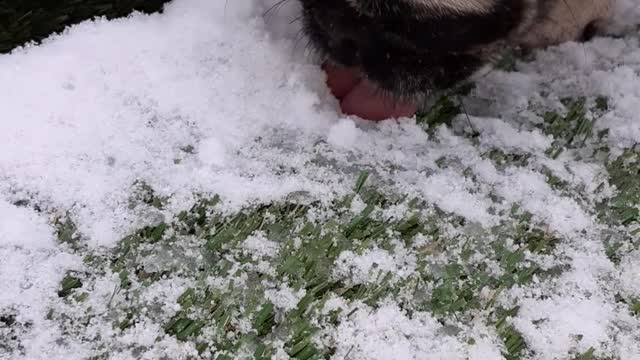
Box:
(340, 80), (417, 121)
(323, 63), (417, 121)
(323, 63), (361, 99)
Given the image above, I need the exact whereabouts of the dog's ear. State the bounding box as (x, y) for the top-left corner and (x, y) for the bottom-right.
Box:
(517, 0), (614, 48)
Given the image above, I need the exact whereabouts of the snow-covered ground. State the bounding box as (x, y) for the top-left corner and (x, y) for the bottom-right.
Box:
(1, 0), (639, 359)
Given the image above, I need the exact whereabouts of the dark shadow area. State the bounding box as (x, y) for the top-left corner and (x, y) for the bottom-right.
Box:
(0, 0), (171, 53)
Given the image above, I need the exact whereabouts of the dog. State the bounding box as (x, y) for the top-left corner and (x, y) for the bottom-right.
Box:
(298, 0), (614, 120)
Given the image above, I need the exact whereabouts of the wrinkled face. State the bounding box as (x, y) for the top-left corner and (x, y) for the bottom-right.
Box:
(299, 0), (614, 99)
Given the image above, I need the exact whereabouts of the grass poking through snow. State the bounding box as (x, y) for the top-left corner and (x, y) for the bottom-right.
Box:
(46, 164), (577, 359)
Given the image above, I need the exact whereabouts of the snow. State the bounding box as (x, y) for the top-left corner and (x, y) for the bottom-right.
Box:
(0, 200), (86, 359)
(332, 246), (416, 284)
(242, 231), (281, 258)
(0, 0), (340, 247)
(1, 0), (640, 358)
(515, 36), (640, 148)
(619, 250), (640, 298)
(470, 116), (552, 153)
(513, 295), (616, 358)
(0, 246), (84, 359)
(420, 169), (497, 226)
(0, 199), (55, 248)
(327, 118), (360, 148)
(329, 302), (466, 360)
(264, 284), (306, 311)
(197, 136), (229, 167)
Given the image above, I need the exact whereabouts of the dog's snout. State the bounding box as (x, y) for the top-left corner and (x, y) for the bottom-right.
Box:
(312, 11), (365, 66)
(329, 36), (360, 65)
(301, 0), (614, 100)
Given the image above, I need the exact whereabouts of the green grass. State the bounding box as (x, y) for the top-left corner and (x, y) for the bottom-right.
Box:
(602, 147), (640, 226)
(596, 147), (640, 267)
(0, 0), (170, 53)
(57, 273), (83, 298)
(540, 97), (596, 159)
(416, 95), (461, 132)
(495, 306), (529, 359)
(482, 149), (531, 170)
(415, 83), (474, 133)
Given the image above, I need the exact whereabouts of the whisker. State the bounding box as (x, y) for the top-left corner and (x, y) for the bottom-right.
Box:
(455, 94), (477, 136)
(559, 0), (589, 62)
(263, 0), (290, 21)
(292, 27), (308, 55)
(289, 14), (304, 25)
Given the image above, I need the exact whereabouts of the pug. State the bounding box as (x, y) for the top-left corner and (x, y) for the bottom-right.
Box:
(298, 0), (614, 120)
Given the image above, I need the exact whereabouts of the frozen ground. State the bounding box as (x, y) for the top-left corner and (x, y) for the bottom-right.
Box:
(1, 0), (639, 359)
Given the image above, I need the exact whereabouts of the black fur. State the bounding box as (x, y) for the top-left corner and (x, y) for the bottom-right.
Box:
(300, 0), (530, 97)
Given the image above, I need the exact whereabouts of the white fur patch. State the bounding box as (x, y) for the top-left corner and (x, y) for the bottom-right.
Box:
(402, 0), (497, 14)
(346, 0), (497, 15)
(519, 0), (614, 48)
